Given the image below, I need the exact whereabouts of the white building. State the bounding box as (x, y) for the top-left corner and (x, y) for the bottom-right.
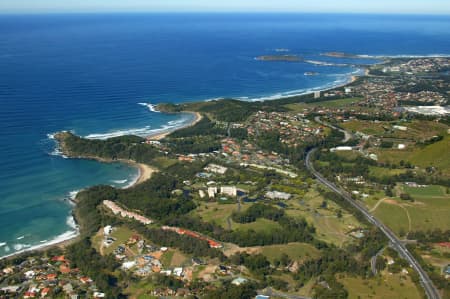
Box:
(369, 153), (378, 161)
(208, 187), (217, 198)
(122, 261), (136, 270)
(103, 225), (113, 236)
(393, 125), (408, 131)
(231, 277), (248, 286)
(204, 164), (228, 174)
(220, 186), (237, 197)
(173, 267), (184, 277)
(266, 191), (291, 200)
(330, 146), (353, 152)
(314, 91), (321, 99)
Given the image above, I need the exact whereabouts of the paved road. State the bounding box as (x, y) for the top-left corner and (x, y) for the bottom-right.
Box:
(370, 246), (386, 275)
(305, 149), (441, 299)
(314, 116), (353, 142)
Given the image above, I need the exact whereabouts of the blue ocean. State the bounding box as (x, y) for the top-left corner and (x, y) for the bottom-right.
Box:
(0, 13), (449, 257)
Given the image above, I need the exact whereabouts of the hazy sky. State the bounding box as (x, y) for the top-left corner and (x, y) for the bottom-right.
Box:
(1, 0), (449, 14)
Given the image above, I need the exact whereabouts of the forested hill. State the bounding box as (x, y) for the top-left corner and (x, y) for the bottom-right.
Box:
(55, 131), (161, 165)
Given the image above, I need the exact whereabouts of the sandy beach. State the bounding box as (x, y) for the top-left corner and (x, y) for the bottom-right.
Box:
(147, 111), (203, 140)
(2, 71), (359, 260)
(131, 163), (158, 187)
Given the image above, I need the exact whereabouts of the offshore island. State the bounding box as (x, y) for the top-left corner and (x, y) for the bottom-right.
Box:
(1, 56), (449, 299)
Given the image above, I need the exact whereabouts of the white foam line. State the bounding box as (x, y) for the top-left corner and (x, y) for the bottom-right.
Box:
(122, 170), (140, 189)
(47, 131), (69, 158)
(138, 102), (160, 113)
(84, 114), (193, 140)
(0, 216), (79, 260)
(111, 179), (127, 184)
(68, 190), (79, 200)
(237, 71), (359, 102)
(362, 53), (450, 59)
(0, 242), (6, 247)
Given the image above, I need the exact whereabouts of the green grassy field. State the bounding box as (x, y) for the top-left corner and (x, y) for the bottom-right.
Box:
(403, 197), (450, 232)
(125, 280), (158, 299)
(286, 188), (364, 246)
(342, 120), (448, 141)
(403, 185), (447, 198)
(369, 166), (407, 179)
(373, 185), (450, 235)
(233, 218), (282, 232)
(338, 273), (422, 299)
(260, 243), (320, 263)
(373, 202), (410, 236)
(193, 201), (245, 228)
(102, 226), (135, 255)
(341, 120), (387, 136)
(160, 249), (175, 267)
(409, 136), (450, 173)
(152, 156), (178, 169)
(375, 136), (450, 176)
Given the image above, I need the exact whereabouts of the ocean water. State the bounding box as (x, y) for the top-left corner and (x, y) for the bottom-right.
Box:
(0, 13), (449, 257)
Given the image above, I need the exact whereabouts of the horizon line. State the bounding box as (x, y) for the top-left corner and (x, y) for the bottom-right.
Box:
(1, 11), (450, 16)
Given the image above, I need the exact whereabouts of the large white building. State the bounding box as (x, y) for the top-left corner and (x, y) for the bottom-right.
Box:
(220, 186), (237, 197)
(204, 163), (228, 174)
(266, 191), (292, 200)
(207, 187), (218, 198)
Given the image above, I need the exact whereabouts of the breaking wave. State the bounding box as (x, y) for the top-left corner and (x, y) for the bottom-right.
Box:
(0, 215), (80, 260)
(137, 102), (160, 112)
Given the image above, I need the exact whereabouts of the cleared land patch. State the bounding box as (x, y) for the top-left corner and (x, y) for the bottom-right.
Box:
(338, 273), (422, 299)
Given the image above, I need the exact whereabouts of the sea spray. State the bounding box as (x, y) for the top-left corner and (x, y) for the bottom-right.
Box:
(137, 102), (160, 113)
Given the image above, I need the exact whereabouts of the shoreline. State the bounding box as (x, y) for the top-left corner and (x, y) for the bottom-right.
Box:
(0, 217), (80, 260)
(0, 66), (356, 261)
(131, 162), (158, 187)
(145, 111), (203, 140)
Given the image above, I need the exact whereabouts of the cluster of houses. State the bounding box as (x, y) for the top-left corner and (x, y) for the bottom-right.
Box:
(0, 255), (104, 299)
(103, 200), (153, 225)
(101, 226), (196, 281)
(353, 59), (449, 109)
(247, 111), (325, 147)
(219, 138), (292, 170)
(161, 226), (222, 249)
(382, 58), (450, 74)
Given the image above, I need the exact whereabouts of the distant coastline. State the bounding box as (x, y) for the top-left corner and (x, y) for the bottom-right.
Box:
(0, 111), (203, 260)
(0, 50), (374, 259)
(0, 53), (421, 260)
(4, 52), (449, 260)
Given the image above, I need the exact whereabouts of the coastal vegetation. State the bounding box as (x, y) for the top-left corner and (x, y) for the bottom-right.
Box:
(5, 57), (450, 299)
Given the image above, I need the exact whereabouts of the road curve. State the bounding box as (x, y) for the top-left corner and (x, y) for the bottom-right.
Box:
(305, 148), (441, 299)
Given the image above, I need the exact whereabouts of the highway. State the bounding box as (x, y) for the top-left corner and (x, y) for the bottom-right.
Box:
(305, 148), (441, 299)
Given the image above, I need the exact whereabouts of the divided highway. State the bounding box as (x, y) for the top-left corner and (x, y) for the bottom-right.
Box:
(305, 148), (441, 299)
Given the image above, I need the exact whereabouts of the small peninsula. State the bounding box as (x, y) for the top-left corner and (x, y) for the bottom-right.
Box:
(3, 57), (450, 299)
